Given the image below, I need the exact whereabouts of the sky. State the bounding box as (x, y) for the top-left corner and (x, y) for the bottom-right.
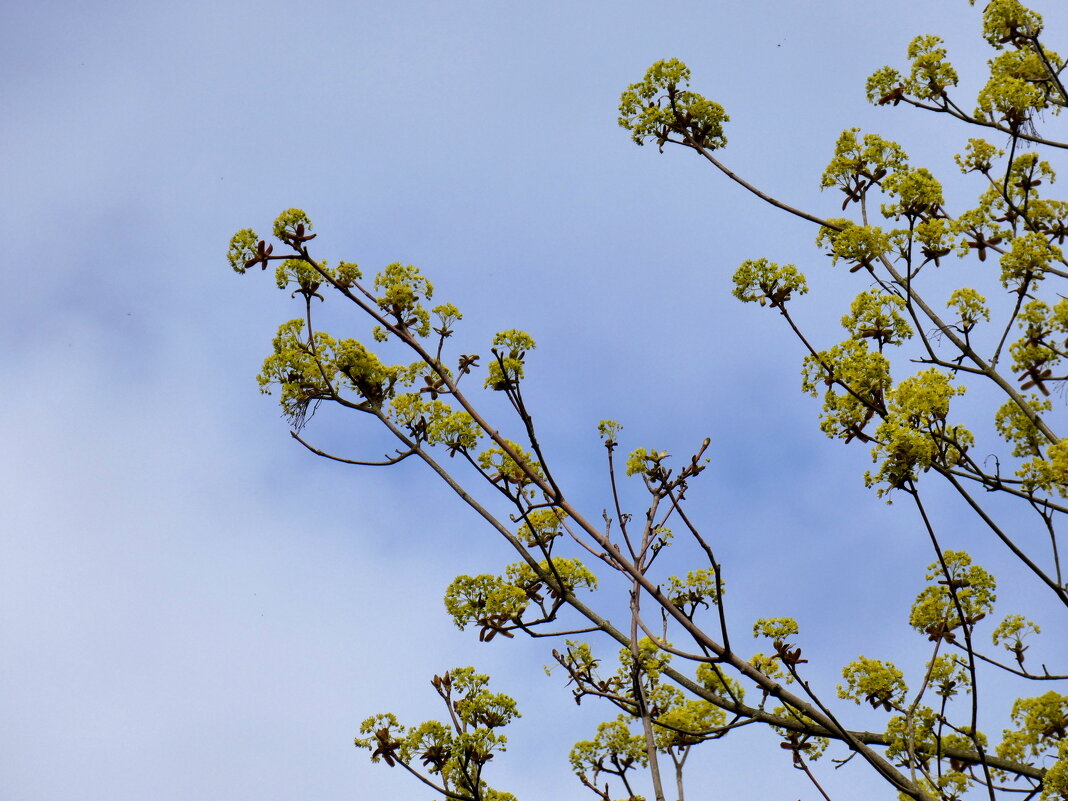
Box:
(2, 1), (1066, 799)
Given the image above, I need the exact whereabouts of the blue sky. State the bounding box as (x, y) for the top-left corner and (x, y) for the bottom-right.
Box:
(3, 1), (1066, 799)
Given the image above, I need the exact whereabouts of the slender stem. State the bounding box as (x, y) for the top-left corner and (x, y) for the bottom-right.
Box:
(795, 753), (835, 801)
(663, 485), (732, 655)
(290, 431), (414, 466)
(630, 644), (664, 796)
(939, 470), (1068, 605)
(909, 485), (997, 801)
(894, 94), (1068, 150)
(686, 141), (837, 228)
(630, 519), (667, 801)
(949, 641), (1068, 681)
(673, 748), (686, 801)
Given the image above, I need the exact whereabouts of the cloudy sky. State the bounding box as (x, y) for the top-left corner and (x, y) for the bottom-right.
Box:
(3, 1), (1065, 799)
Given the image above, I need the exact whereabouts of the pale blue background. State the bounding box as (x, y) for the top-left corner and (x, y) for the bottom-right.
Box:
(3, 1), (1065, 799)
